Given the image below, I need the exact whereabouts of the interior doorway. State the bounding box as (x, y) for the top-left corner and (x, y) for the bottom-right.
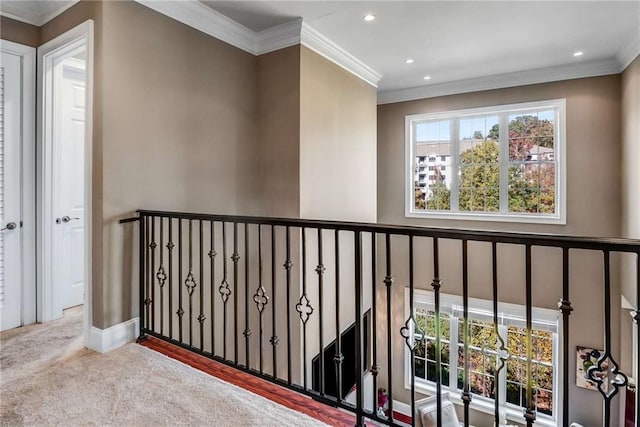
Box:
(37, 21), (93, 346)
(0, 40), (36, 333)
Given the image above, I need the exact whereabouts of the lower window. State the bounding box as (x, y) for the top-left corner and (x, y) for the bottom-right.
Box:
(407, 289), (559, 423)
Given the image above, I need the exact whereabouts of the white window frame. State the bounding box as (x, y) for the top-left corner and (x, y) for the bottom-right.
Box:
(403, 288), (561, 427)
(405, 99), (566, 224)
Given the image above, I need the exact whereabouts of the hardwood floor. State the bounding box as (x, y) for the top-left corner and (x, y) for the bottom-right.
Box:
(139, 336), (358, 427)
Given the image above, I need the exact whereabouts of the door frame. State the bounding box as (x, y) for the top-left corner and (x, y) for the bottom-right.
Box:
(37, 20), (93, 347)
(0, 39), (36, 327)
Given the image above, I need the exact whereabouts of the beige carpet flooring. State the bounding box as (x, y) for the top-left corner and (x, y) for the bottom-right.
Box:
(0, 309), (327, 426)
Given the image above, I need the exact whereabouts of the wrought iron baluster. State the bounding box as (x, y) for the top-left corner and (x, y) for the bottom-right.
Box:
(198, 220), (205, 351)
(284, 226), (292, 385)
(244, 223), (251, 368)
(384, 233), (394, 422)
(254, 224), (269, 375)
(209, 221), (216, 356)
(432, 237), (443, 427)
(150, 216), (156, 332)
(334, 229), (343, 402)
(354, 231), (364, 427)
(586, 251), (629, 426)
(461, 240), (471, 426)
(185, 219), (198, 348)
(271, 226), (278, 379)
(297, 228), (313, 390)
(177, 219), (184, 343)
(317, 229), (325, 396)
(371, 232), (379, 415)
(524, 245), (536, 426)
(558, 247), (572, 427)
(145, 216), (151, 333)
(158, 218), (166, 337)
(219, 222), (231, 360)
(168, 219), (174, 340)
(137, 214), (147, 342)
(493, 242), (509, 426)
(400, 237), (424, 427)
(233, 222), (240, 365)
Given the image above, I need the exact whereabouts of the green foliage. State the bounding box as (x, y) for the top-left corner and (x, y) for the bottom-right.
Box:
(426, 182), (450, 210)
(458, 141), (500, 212)
(415, 184), (426, 210)
(414, 312), (554, 415)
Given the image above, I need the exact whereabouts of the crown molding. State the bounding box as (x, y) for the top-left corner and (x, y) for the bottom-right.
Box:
(134, 1), (381, 87)
(0, 1), (78, 26)
(377, 58), (621, 105)
(135, 0), (257, 54)
(300, 22), (382, 88)
(256, 19), (302, 55)
(617, 28), (640, 71)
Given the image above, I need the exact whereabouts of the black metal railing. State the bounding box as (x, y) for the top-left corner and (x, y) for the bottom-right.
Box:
(121, 210), (640, 427)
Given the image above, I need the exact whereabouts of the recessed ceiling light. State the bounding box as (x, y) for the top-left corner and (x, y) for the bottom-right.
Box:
(573, 51), (584, 57)
(406, 59), (414, 64)
(364, 14), (376, 22)
(423, 75), (431, 80)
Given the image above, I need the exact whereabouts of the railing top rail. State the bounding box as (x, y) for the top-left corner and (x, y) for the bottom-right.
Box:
(123, 209), (640, 253)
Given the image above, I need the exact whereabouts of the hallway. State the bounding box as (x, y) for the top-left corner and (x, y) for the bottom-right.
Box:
(0, 310), (327, 426)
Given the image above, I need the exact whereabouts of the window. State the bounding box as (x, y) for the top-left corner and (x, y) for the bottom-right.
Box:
(406, 289), (559, 425)
(406, 100), (565, 223)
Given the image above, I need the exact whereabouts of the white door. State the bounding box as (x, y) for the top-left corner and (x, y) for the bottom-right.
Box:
(53, 56), (85, 310)
(0, 51), (23, 331)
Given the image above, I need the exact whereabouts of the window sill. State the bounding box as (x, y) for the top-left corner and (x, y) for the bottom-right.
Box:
(405, 210), (566, 225)
(408, 381), (557, 427)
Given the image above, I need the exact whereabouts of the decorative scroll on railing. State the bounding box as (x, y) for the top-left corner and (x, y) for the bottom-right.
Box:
(121, 210), (640, 427)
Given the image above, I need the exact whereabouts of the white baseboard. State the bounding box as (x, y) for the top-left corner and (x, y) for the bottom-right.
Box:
(87, 317), (139, 353)
(393, 399), (411, 416)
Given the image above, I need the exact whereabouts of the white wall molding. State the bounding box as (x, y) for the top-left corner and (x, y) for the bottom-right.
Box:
(392, 400), (411, 417)
(300, 22), (382, 88)
(378, 58), (621, 104)
(133, 0), (381, 87)
(0, 1), (78, 26)
(135, 0), (257, 54)
(87, 317), (139, 354)
(256, 19), (302, 55)
(617, 28), (640, 71)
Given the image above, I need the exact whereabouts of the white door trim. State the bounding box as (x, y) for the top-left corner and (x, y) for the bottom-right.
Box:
(37, 20), (94, 349)
(0, 39), (36, 327)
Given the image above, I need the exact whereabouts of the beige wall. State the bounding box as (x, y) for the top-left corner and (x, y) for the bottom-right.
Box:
(376, 76), (625, 426)
(621, 55), (640, 392)
(378, 75), (622, 237)
(0, 16), (40, 47)
(100, 1), (258, 328)
(622, 55), (640, 242)
(255, 46), (301, 217)
(621, 55), (640, 299)
(300, 46), (378, 223)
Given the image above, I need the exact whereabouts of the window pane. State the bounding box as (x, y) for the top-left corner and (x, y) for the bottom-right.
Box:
(508, 163), (555, 214)
(415, 121), (452, 212)
(535, 364), (554, 390)
(536, 389), (553, 416)
(427, 362), (451, 386)
(409, 103), (561, 220)
(458, 125), (500, 213)
(416, 358), (426, 379)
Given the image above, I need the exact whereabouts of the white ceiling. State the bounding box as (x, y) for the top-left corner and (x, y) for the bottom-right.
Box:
(204, 1), (640, 92)
(2, 0), (639, 98)
(0, 1), (77, 26)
